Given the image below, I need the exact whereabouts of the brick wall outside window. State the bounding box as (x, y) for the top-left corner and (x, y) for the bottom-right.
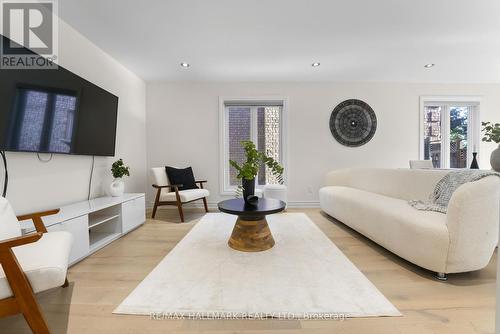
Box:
(226, 105), (282, 188)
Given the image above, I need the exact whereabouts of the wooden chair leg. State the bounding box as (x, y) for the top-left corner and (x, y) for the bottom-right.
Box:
(0, 250), (50, 334)
(151, 201), (159, 219)
(177, 202), (185, 222)
(202, 197), (209, 212)
(22, 302), (50, 334)
(152, 189), (161, 219)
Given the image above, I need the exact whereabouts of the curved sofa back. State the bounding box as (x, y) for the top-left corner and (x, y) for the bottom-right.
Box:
(325, 168), (450, 201)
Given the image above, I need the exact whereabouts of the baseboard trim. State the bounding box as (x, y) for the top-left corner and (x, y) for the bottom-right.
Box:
(286, 201), (320, 208)
(146, 200), (320, 211)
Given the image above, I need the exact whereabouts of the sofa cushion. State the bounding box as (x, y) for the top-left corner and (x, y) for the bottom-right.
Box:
(0, 196), (21, 241)
(160, 188), (209, 203)
(0, 231), (73, 299)
(319, 186), (450, 272)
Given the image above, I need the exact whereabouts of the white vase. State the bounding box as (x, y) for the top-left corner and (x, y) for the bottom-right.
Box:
(110, 178), (125, 197)
(491, 144), (500, 172)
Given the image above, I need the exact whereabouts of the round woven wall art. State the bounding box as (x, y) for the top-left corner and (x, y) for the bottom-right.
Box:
(329, 99), (377, 147)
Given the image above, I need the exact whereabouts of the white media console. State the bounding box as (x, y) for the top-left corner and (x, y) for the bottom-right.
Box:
(19, 193), (146, 266)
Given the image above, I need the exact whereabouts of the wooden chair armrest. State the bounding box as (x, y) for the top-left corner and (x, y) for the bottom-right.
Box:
(16, 209), (59, 234)
(152, 184), (183, 190)
(195, 180), (207, 189)
(0, 233), (42, 251)
(16, 209), (60, 221)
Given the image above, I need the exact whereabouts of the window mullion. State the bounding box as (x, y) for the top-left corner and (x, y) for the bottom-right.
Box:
(468, 105), (478, 163)
(224, 106), (231, 191)
(467, 106), (473, 166)
(442, 105), (450, 169)
(250, 106), (258, 144)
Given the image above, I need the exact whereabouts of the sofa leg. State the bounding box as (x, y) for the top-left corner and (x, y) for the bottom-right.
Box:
(62, 278), (69, 288)
(435, 272), (448, 281)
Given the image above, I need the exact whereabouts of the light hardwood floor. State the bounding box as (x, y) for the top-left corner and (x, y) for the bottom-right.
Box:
(1, 208), (496, 334)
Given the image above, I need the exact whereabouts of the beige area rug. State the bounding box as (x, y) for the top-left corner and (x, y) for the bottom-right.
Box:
(114, 213), (400, 319)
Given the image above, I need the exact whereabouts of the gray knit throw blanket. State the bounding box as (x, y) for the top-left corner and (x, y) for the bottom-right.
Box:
(408, 170), (500, 213)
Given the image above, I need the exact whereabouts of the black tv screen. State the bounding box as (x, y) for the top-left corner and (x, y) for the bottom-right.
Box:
(0, 35), (118, 156)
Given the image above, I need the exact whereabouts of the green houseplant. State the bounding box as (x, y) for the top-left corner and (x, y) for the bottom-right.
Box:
(110, 159), (130, 197)
(229, 140), (283, 202)
(482, 122), (500, 172)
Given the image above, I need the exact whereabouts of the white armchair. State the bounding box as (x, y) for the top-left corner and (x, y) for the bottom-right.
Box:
(150, 167), (209, 222)
(0, 197), (72, 334)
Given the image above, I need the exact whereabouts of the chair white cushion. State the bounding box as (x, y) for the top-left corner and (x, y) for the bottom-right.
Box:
(160, 188), (209, 203)
(0, 231), (73, 299)
(0, 196), (22, 240)
(151, 167), (170, 187)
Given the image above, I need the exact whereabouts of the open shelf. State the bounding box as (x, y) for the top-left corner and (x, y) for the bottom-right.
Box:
(88, 205), (122, 252)
(88, 214), (120, 229)
(89, 232), (121, 252)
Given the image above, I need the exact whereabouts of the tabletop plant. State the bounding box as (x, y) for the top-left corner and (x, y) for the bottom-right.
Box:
(229, 140), (283, 183)
(230, 140), (283, 201)
(111, 158), (131, 179)
(482, 121), (500, 172)
(482, 121), (500, 143)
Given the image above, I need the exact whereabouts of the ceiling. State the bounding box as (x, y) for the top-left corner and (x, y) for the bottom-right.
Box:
(59, 0), (500, 83)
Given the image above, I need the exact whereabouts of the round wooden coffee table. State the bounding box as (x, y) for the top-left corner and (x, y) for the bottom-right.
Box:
(218, 198), (286, 252)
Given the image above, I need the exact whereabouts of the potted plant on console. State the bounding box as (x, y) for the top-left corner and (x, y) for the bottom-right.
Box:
(110, 158), (130, 197)
(229, 140), (283, 204)
(482, 121), (500, 172)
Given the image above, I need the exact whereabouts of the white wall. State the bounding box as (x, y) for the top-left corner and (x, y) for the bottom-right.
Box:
(146, 82), (500, 207)
(5, 20), (147, 214)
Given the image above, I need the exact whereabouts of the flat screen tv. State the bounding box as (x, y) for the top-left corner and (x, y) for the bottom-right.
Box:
(0, 35), (119, 156)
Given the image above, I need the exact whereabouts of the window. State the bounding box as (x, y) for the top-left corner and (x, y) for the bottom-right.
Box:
(220, 98), (286, 194)
(420, 97), (480, 169)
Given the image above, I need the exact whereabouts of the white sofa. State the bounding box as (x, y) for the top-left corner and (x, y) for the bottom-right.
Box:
(319, 168), (500, 277)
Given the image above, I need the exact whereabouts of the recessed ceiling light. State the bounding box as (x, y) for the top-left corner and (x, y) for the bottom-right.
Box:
(312, 62), (321, 67)
(180, 62), (190, 68)
(424, 63), (435, 68)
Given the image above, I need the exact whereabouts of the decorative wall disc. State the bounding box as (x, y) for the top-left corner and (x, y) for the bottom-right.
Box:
(329, 99), (377, 147)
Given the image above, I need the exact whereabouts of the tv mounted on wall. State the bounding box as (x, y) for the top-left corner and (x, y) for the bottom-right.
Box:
(0, 35), (119, 157)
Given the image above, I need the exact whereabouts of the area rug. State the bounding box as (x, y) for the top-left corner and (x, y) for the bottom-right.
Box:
(114, 213), (400, 319)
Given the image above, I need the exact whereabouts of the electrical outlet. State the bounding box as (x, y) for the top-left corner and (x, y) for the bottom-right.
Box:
(307, 186), (313, 194)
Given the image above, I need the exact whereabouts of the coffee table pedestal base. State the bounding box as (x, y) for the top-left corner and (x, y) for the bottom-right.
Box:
(228, 217), (275, 252)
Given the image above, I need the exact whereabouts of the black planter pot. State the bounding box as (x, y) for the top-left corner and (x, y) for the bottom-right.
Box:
(242, 178), (255, 204)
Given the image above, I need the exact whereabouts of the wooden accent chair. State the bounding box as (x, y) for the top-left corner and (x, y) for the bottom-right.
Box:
(0, 197), (72, 334)
(150, 167), (209, 222)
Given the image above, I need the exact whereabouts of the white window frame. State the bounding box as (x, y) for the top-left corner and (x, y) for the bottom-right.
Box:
(419, 96), (481, 168)
(219, 96), (288, 196)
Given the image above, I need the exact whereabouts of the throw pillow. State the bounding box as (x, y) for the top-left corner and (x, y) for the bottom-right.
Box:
(165, 166), (198, 191)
